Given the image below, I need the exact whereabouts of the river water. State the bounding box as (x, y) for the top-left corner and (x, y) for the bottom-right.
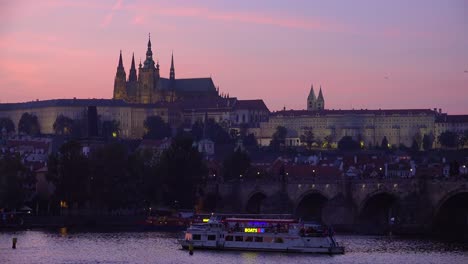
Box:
(1, 230), (467, 264)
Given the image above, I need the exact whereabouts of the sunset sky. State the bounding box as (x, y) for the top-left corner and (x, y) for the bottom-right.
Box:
(0, 0), (467, 113)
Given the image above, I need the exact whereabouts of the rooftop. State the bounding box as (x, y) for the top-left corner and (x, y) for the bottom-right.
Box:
(271, 109), (437, 117)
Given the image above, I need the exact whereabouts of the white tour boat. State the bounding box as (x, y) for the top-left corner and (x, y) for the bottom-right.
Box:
(179, 217), (344, 254)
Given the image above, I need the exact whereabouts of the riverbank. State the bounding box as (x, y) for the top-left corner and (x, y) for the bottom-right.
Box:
(1, 215), (147, 229)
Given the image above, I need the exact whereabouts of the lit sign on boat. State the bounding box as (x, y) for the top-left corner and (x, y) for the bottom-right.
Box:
(244, 228), (265, 233)
(202, 218), (209, 223)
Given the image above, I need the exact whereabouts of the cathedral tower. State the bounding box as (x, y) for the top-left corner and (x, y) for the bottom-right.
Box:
(137, 34), (159, 103)
(317, 86), (325, 110)
(307, 84), (316, 111)
(113, 50), (127, 100)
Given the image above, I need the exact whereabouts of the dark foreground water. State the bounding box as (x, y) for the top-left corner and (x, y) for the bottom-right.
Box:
(1, 230), (467, 264)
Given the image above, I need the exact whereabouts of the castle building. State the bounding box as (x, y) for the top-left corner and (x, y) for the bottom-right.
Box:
(258, 108), (437, 148)
(113, 35), (219, 104)
(257, 86), (467, 149)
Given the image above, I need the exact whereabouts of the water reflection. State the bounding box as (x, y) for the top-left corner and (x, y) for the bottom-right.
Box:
(0, 230), (467, 264)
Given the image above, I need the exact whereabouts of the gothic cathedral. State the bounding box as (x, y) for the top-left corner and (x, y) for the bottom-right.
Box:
(113, 35), (219, 104)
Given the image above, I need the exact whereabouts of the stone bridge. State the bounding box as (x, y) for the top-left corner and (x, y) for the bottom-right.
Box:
(202, 178), (468, 235)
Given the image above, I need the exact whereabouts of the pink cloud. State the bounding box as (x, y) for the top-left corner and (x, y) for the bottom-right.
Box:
(149, 6), (343, 32)
(131, 15), (145, 25)
(100, 13), (114, 28)
(100, 0), (123, 28)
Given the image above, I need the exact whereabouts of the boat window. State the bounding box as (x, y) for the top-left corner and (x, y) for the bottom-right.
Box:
(193, 234), (201, 240)
(274, 237), (284, 243)
(245, 236), (253, 242)
(226, 236), (233, 241)
(207, 235), (216, 241)
(254, 237), (263, 243)
(235, 236), (243, 242)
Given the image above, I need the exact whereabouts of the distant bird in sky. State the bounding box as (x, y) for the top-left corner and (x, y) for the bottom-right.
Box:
(384, 76), (389, 80)
(464, 70), (468, 73)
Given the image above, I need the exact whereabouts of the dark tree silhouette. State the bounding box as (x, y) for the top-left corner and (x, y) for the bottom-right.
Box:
(0, 153), (26, 209)
(438, 131), (459, 148)
(155, 134), (207, 208)
(53, 115), (74, 135)
(191, 119), (231, 144)
(381, 136), (389, 149)
(89, 143), (139, 209)
(413, 132), (423, 151)
(338, 136), (360, 151)
(18, 112), (41, 136)
(47, 140), (90, 208)
(222, 148), (251, 182)
(101, 120), (120, 139)
(422, 133), (434, 151)
(0, 117), (15, 133)
(411, 139), (419, 152)
(300, 129), (315, 149)
(144, 116), (171, 140)
(270, 126), (287, 149)
(243, 133), (258, 147)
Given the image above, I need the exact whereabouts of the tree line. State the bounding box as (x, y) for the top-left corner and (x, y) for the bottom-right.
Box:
(46, 133), (207, 213)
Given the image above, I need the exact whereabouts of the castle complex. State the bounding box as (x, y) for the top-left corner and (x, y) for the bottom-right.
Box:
(0, 35), (467, 148)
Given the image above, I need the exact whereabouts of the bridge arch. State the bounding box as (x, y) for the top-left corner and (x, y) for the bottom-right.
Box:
(294, 190), (330, 221)
(358, 190), (400, 234)
(245, 191), (267, 214)
(433, 190), (468, 240)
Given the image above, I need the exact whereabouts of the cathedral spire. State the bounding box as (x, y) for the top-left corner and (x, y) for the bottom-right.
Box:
(129, 52), (137, 82)
(118, 50), (124, 70)
(143, 33), (155, 69)
(147, 32), (151, 48)
(170, 51), (175, 80)
(114, 50), (127, 100)
(317, 86), (325, 110)
(308, 84), (316, 100)
(318, 86), (324, 101)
